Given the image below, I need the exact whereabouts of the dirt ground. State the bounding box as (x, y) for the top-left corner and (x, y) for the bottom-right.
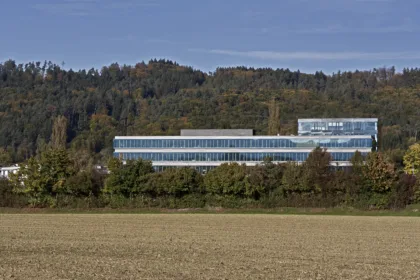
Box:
(0, 214), (419, 279)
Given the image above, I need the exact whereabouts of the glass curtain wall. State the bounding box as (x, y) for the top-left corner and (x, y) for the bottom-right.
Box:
(114, 138), (372, 149)
(114, 152), (367, 162)
(298, 120), (377, 136)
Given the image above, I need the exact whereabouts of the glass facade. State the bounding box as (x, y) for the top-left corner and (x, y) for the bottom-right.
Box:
(298, 118), (378, 137)
(153, 166), (218, 173)
(114, 151), (367, 162)
(153, 165), (349, 173)
(114, 137), (372, 149)
(114, 121), (376, 173)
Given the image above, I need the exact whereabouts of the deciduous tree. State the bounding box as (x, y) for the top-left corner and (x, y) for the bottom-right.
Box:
(403, 143), (420, 174)
(363, 152), (396, 193)
(51, 116), (68, 150)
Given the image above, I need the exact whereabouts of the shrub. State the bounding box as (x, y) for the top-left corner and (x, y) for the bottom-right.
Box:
(388, 173), (417, 209)
(152, 167), (203, 197)
(103, 158), (154, 196)
(203, 163), (249, 197)
(0, 178), (27, 207)
(64, 169), (105, 197)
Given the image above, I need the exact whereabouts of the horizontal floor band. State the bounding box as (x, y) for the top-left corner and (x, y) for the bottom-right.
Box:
(114, 148), (370, 153)
(131, 161), (355, 167)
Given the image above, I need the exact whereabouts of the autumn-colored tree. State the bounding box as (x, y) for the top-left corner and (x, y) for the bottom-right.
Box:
(363, 152), (396, 193)
(403, 143), (420, 174)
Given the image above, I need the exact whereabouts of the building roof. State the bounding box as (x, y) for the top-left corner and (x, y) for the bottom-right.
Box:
(298, 118), (378, 122)
(114, 135), (371, 140)
(180, 129), (254, 136)
(0, 165), (19, 171)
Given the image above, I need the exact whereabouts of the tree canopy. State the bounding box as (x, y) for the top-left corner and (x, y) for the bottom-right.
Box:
(2, 59), (420, 165)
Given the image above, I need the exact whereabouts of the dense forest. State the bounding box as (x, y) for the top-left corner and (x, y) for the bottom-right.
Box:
(1, 59), (420, 166)
(1, 59), (420, 209)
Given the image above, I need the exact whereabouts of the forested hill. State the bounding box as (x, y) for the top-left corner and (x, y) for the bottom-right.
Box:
(1, 59), (420, 165)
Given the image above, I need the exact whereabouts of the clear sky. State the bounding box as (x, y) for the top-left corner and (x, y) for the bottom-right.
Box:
(2, 0), (420, 74)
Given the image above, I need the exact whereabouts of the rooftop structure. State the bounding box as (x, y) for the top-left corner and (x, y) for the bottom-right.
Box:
(298, 118), (378, 140)
(180, 129), (254, 136)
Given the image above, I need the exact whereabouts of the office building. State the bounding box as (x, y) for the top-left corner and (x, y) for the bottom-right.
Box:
(298, 118), (378, 140)
(113, 119), (377, 173)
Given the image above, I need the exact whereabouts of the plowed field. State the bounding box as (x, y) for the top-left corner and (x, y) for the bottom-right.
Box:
(1, 214), (419, 279)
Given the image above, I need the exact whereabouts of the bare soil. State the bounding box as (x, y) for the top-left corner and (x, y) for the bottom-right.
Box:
(1, 214), (419, 279)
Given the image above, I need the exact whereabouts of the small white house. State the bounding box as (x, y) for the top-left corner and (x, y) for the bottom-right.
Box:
(0, 165), (20, 179)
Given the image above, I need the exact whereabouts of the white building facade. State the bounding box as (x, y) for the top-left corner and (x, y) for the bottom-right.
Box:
(113, 121), (376, 173)
(0, 165), (19, 179)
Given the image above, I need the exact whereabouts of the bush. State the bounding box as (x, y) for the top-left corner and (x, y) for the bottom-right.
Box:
(0, 178), (27, 207)
(363, 152), (397, 193)
(204, 194), (260, 208)
(203, 163), (249, 197)
(64, 169), (105, 197)
(55, 195), (107, 208)
(367, 193), (392, 209)
(246, 163), (285, 199)
(142, 168), (203, 197)
(104, 159), (154, 197)
(281, 163), (306, 193)
(388, 173), (417, 209)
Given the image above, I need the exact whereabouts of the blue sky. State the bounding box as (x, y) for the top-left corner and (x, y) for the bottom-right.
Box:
(2, 0), (420, 74)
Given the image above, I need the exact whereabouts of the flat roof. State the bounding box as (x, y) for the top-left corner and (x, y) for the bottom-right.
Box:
(180, 129), (254, 136)
(0, 166), (19, 171)
(298, 118), (378, 122)
(115, 135), (372, 140)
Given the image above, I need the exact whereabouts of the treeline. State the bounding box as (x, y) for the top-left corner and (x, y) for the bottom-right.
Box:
(1, 146), (419, 209)
(2, 59), (420, 167)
